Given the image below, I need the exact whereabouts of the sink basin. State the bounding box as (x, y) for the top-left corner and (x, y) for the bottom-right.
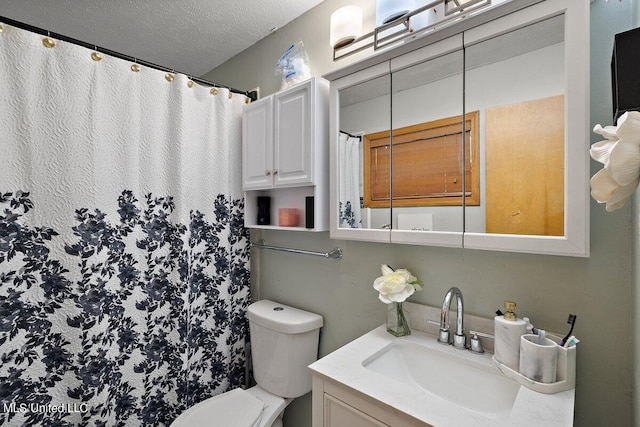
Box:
(362, 340), (521, 419)
(310, 325), (575, 426)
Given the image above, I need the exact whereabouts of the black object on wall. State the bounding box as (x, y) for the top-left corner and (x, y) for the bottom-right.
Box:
(257, 196), (271, 225)
(612, 27), (640, 123)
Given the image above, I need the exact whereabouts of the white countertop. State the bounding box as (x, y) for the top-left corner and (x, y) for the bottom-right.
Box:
(309, 325), (574, 427)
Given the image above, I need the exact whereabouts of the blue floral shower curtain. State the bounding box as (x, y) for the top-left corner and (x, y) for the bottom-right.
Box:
(0, 23), (250, 426)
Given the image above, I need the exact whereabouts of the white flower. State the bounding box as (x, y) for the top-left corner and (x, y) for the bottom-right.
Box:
(373, 264), (422, 304)
(590, 111), (640, 211)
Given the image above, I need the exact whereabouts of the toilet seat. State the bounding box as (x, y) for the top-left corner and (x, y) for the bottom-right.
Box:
(171, 388), (265, 427)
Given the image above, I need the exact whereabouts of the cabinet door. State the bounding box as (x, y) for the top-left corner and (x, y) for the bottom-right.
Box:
(243, 96), (273, 190)
(274, 80), (314, 187)
(324, 394), (389, 427)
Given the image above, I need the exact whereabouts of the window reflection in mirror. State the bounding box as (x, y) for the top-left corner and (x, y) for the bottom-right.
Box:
(390, 49), (465, 233)
(464, 14), (565, 236)
(338, 74), (391, 230)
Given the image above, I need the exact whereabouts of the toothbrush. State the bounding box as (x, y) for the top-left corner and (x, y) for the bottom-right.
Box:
(561, 314), (577, 346)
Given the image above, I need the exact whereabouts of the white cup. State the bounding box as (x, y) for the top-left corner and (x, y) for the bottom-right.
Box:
(519, 334), (558, 383)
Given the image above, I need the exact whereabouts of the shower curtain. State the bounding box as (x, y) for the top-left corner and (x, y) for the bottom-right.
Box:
(0, 24), (250, 426)
(338, 132), (363, 228)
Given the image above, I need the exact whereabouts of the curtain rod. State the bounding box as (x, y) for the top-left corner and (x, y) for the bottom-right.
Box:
(0, 16), (258, 101)
(340, 130), (362, 139)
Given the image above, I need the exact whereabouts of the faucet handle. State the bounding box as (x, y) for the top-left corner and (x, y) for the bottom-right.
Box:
(468, 330), (495, 354)
(427, 319), (451, 344)
(426, 319), (440, 328)
(438, 328), (451, 345)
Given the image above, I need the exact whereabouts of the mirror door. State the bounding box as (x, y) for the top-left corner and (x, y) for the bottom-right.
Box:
(464, 14), (566, 237)
(462, 0), (589, 256)
(331, 63), (392, 242)
(389, 37), (465, 247)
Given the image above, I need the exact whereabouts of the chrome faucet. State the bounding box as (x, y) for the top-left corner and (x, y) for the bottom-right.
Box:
(437, 287), (466, 349)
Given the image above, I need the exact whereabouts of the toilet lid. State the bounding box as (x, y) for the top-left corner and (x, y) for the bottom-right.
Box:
(171, 388), (265, 427)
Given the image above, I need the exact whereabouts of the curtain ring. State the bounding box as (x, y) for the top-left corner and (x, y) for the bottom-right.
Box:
(210, 87), (219, 95)
(187, 78), (194, 88)
(131, 59), (140, 72)
(43, 31), (55, 48)
(91, 46), (102, 61)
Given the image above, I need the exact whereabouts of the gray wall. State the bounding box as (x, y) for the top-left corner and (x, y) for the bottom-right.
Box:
(204, 1), (635, 426)
(631, 0), (640, 425)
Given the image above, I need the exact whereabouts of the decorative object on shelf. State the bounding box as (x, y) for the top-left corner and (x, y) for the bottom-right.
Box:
(330, 5), (364, 49)
(590, 111), (640, 211)
(257, 196), (271, 225)
(278, 208), (299, 227)
(373, 264), (422, 336)
(333, 0), (495, 61)
(305, 196), (315, 228)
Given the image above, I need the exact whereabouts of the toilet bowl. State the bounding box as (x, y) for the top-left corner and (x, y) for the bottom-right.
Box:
(170, 385), (288, 427)
(171, 300), (323, 427)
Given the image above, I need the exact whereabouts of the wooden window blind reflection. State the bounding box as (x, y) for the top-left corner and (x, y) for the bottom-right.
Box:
(363, 112), (479, 208)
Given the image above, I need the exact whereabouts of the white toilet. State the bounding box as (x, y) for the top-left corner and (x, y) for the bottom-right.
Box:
(171, 299), (323, 427)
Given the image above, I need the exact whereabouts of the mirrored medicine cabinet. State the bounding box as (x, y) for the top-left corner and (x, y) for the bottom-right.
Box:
(328, 0), (589, 256)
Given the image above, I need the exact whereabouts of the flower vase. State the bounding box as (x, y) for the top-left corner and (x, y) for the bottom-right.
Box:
(387, 302), (411, 336)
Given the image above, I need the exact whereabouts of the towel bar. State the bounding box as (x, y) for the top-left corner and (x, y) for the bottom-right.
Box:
(251, 240), (343, 260)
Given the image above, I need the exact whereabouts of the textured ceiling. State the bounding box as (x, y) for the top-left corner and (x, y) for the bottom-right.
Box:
(0, 0), (324, 78)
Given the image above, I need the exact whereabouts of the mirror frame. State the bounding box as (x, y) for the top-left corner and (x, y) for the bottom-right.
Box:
(328, 0), (589, 257)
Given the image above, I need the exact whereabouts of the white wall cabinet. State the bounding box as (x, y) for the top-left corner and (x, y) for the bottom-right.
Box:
(243, 77), (330, 231)
(243, 96), (274, 189)
(326, 0), (589, 256)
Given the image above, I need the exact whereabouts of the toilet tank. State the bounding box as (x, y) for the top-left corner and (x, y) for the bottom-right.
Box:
(247, 300), (323, 398)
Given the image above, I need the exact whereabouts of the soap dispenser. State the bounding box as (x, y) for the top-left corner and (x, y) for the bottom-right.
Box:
(494, 301), (527, 371)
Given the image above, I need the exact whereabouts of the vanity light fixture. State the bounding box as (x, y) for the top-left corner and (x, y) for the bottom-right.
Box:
(330, 5), (363, 49)
(376, 0), (415, 25)
(411, 0), (442, 34)
(333, 0), (497, 61)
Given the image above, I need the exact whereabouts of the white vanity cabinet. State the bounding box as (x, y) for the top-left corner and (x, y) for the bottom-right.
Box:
(242, 77), (330, 231)
(312, 376), (423, 427)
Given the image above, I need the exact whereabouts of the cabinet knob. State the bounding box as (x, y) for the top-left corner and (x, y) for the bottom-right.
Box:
(265, 170), (271, 176)
(273, 169), (278, 175)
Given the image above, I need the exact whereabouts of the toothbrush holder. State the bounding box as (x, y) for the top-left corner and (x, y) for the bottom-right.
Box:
(519, 334), (558, 384)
